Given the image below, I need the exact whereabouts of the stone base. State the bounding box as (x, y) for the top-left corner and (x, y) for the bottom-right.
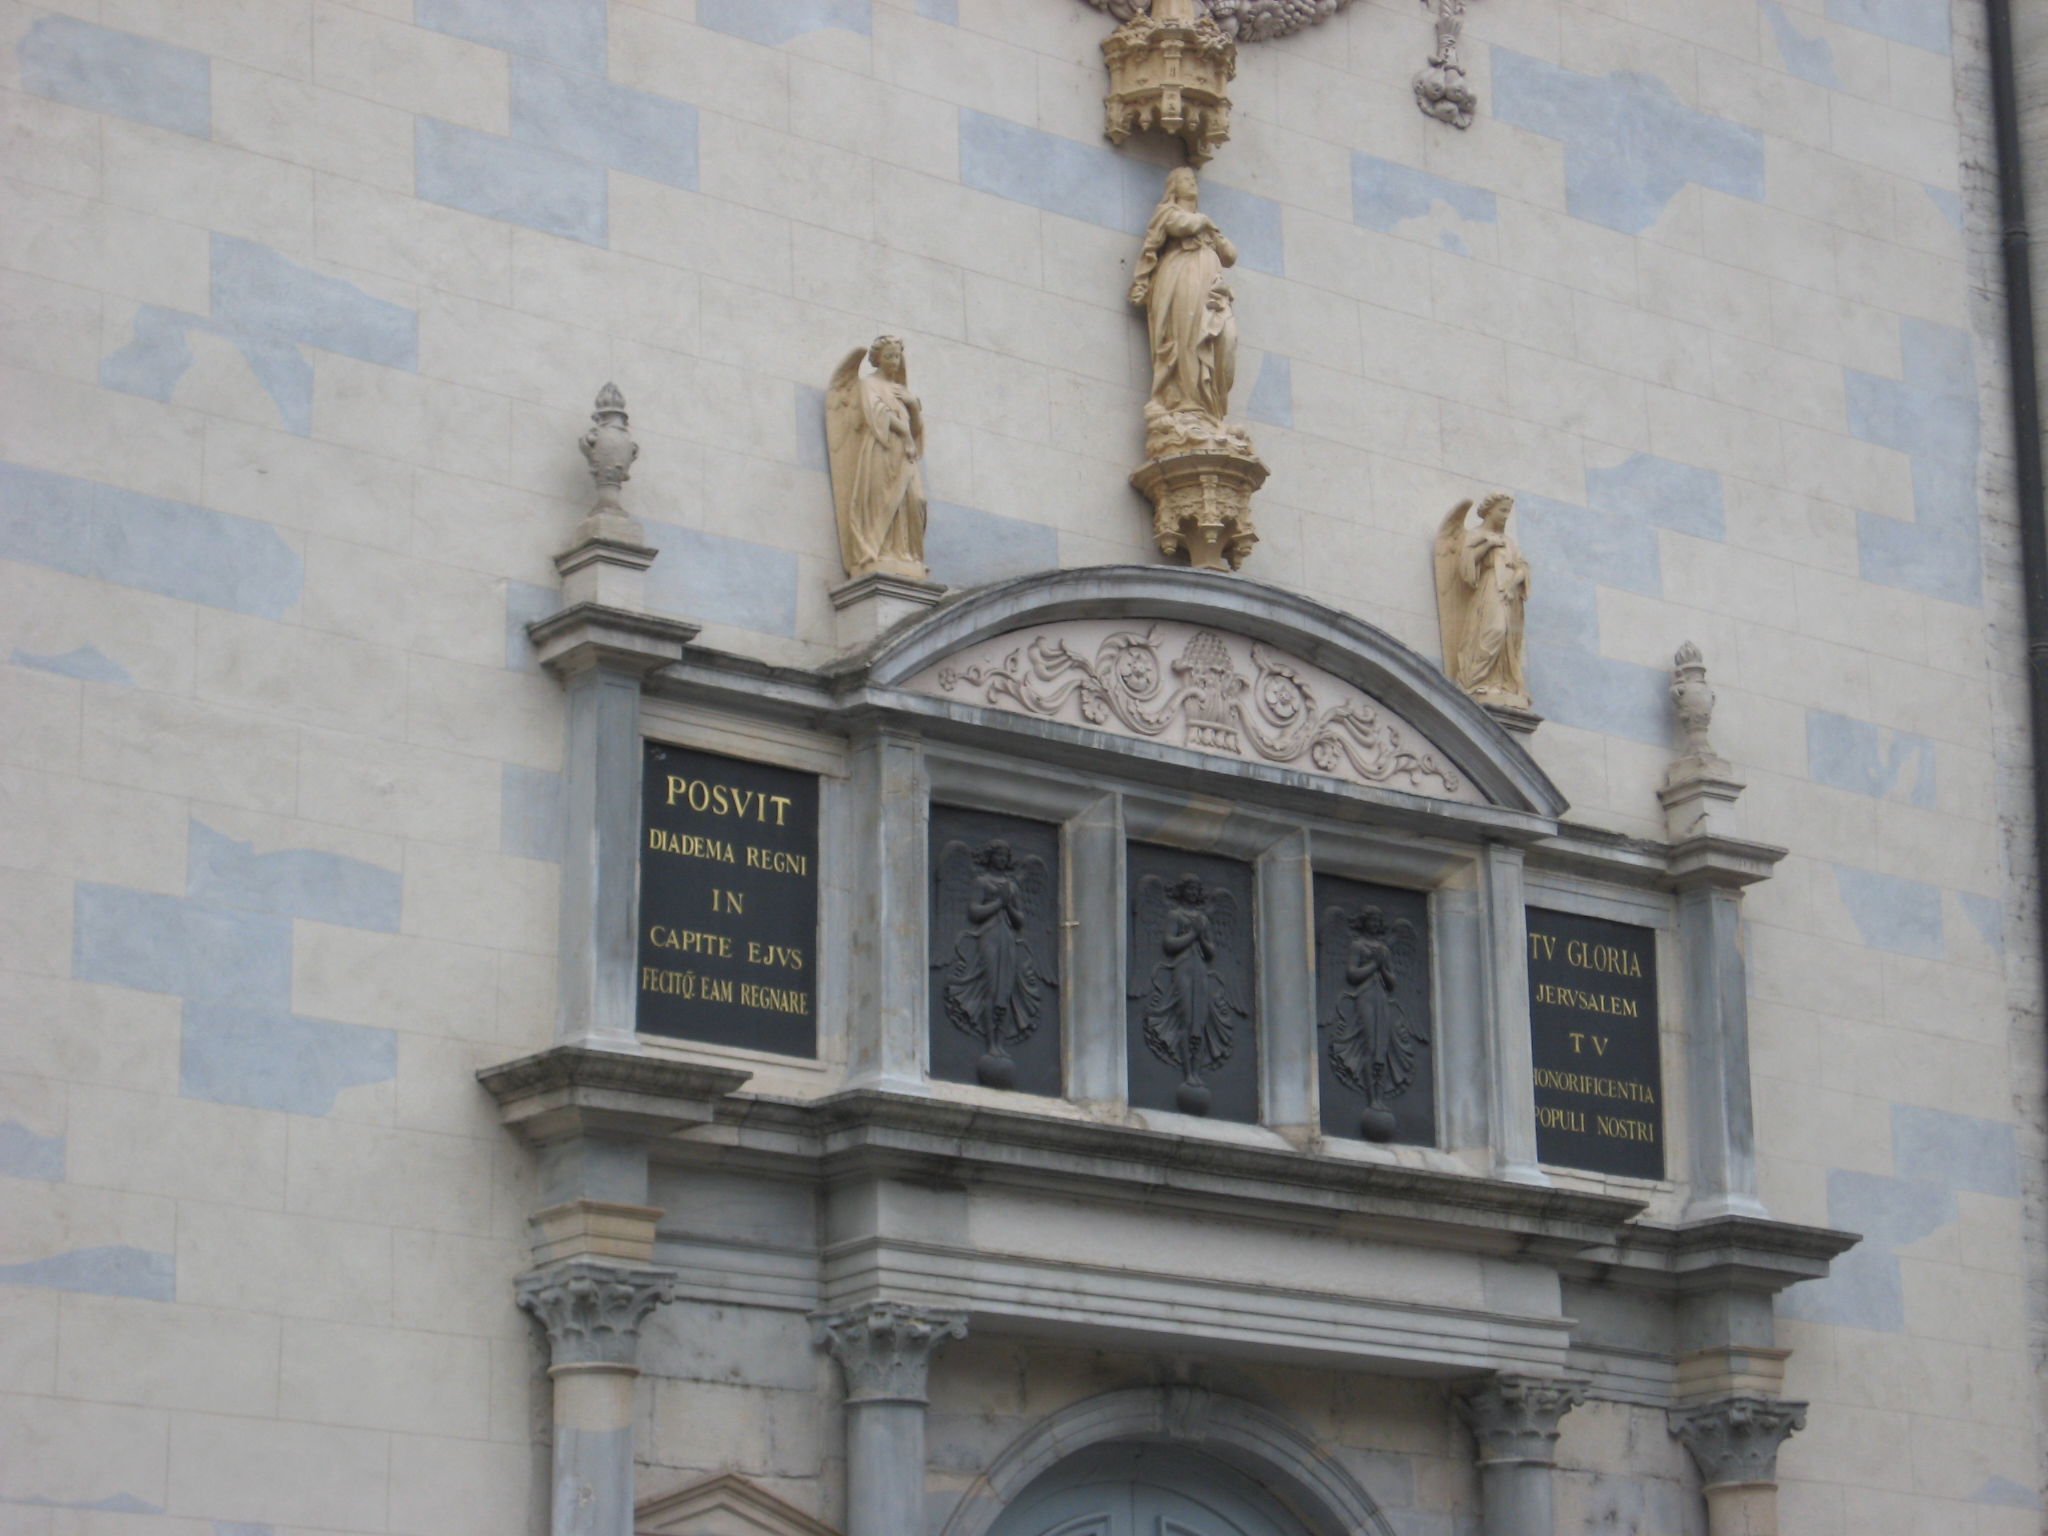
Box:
(1483, 700), (1543, 736)
(1130, 447), (1267, 572)
(1661, 760), (1746, 841)
(832, 569), (947, 648)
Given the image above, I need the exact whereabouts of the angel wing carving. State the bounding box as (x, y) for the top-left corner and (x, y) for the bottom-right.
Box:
(1432, 498), (1475, 683)
(1134, 871), (1246, 1116)
(1318, 902), (1428, 1141)
(933, 837), (1056, 1089)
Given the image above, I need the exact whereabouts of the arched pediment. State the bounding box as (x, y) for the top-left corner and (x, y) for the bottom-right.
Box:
(865, 567), (1566, 819)
(637, 1473), (839, 1536)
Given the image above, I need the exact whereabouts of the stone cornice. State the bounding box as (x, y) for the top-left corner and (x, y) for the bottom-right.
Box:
(478, 1044), (752, 1145)
(527, 601), (699, 679)
(1567, 1214), (1861, 1297)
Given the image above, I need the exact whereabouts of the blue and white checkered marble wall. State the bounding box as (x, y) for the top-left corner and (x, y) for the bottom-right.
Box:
(0, 0), (2040, 1529)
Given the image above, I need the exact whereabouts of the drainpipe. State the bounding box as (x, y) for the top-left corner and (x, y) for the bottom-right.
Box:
(1985, 0), (2048, 1040)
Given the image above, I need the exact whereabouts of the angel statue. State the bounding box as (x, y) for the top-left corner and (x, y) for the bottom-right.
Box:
(1134, 872), (1246, 1115)
(1129, 167), (1243, 456)
(826, 335), (928, 582)
(1319, 905), (1427, 1142)
(1433, 493), (1531, 709)
(933, 839), (1056, 1089)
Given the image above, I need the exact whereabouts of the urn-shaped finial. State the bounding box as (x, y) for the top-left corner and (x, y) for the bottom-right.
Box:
(579, 381), (638, 515)
(1671, 640), (1716, 759)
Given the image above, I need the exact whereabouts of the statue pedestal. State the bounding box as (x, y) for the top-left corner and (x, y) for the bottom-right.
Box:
(1131, 447), (1267, 572)
(1483, 701), (1543, 737)
(832, 570), (947, 650)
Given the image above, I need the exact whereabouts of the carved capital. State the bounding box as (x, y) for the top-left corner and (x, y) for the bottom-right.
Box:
(516, 1261), (676, 1367)
(813, 1302), (968, 1405)
(1455, 1375), (1589, 1467)
(1670, 1395), (1807, 1488)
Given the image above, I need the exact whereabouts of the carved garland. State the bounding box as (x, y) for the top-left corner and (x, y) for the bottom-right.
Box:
(932, 626), (1461, 796)
(1081, 0), (1358, 41)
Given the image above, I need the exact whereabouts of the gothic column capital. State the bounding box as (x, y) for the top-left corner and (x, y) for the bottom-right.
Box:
(1455, 1374), (1590, 1467)
(1670, 1395), (1807, 1487)
(813, 1301), (969, 1405)
(516, 1260), (677, 1367)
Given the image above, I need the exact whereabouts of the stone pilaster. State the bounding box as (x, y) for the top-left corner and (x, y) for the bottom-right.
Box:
(518, 1261), (678, 1536)
(1670, 1395), (1806, 1536)
(815, 1302), (969, 1536)
(1455, 1374), (1588, 1536)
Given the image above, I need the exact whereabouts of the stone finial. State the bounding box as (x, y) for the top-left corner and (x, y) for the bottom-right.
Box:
(1413, 0), (1478, 128)
(1454, 1375), (1589, 1466)
(579, 382), (639, 518)
(1660, 641), (1745, 842)
(516, 1260), (676, 1366)
(1670, 1395), (1807, 1487)
(813, 1301), (968, 1404)
(1101, 0), (1237, 167)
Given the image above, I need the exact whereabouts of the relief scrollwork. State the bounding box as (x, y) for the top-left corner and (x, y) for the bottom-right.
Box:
(932, 625), (1462, 797)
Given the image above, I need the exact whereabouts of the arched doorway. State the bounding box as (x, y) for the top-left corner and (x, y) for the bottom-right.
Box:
(986, 1442), (1322, 1536)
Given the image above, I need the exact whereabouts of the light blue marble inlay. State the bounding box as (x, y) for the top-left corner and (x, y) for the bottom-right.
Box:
(1526, 643), (1673, 745)
(1517, 493), (1662, 596)
(0, 1245), (174, 1301)
(1923, 185), (1964, 231)
(186, 821), (402, 932)
(926, 502), (1060, 588)
(0, 462), (304, 618)
(416, 0), (607, 73)
(1893, 1104), (2020, 1196)
(1351, 154), (1498, 232)
(17, 15), (210, 138)
(9, 645), (132, 684)
(1846, 318), (1981, 603)
(643, 521), (800, 636)
(1826, 0), (1950, 54)
(73, 884), (295, 1009)
(1490, 49), (1765, 234)
(417, 118), (608, 245)
(0, 1496), (164, 1516)
(1761, 2), (1839, 88)
(180, 1001), (398, 1116)
(1244, 354), (1293, 427)
(1970, 1478), (2043, 1510)
(502, 763), (566, 862)
(698, 0), (871, 46)
(794, 384), (831, 471)
(917, 0), (960, 19)
(1833, 864), (1942, 957)
(1524, 571), (1600, 654)
(1585, 453), (1725, 540)
(1199, 178), (1285, 275)
(211, 236), (419, 370)
(102, 306), (315, 436)
(510, 59), (699, 190)
(1959, 892), (2003, 953)
(0, 1121), (64, 1181)
(1806, 710), (1936, 807)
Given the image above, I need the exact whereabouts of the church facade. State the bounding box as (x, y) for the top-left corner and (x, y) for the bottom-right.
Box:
(2, 2), (2045, 1534)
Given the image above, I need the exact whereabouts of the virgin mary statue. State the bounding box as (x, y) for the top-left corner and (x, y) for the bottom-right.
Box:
(1129, 168), (1241, 447)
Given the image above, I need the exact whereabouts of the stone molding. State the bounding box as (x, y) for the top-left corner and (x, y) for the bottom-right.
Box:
(1454, 1375), (1590, 1466)
(936, 1385), (1396, 1536)
(478, 1043), (751, 1145)
(813, 1301), (968, 1405)
(637, 1474), (841, 1536)
(1669, 1395), (1808, 1488)
(526, 601), (699, 680)
(517, 1260), (677, 1367)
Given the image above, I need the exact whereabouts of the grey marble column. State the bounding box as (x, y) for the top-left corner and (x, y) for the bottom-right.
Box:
(1063, 793), (1126, 1105)
(1670, 1395), (1806, 1536)
(1676, 882), (1768, 1220)
(815, 1302), (968, 1536)
(845, 732), (929, 1089)
(1455, 1374), (1588, 1536)
(1258, 827), (1315, 1134)
(1479, 844), (1546, 1184)
(518, 1261), (677, 1536)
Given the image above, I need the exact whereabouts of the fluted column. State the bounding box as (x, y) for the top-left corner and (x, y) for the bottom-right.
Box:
(1670, 1395), (1806, 1536)
(518, 1261), (677, 1536)
(815, 1302), (968, 1536)
(1455, 1374), (1588, 1536)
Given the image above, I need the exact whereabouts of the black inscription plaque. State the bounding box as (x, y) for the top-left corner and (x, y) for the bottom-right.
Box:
(928, 805), (1062, 1096)
(637, 741), (818, 1057)
(1315, 875), (1435, 1146)
(1526, 906), (1663, 1178)
(1126, 842), (1258, 1123)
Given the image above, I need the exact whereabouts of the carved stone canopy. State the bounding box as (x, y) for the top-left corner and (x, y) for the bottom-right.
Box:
(865, 567), (1569, 822)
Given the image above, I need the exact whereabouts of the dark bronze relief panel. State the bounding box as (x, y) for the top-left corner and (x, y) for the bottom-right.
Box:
(1314, 875), (1436, 1146)
(928, 805), (1063, 1096)
(1126, 842), (1259, 1122)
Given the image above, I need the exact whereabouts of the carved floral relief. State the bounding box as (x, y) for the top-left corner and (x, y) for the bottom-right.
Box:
(909, 620), (1476, 802)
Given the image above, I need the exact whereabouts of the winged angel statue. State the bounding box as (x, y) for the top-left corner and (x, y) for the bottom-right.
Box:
(1319, 904), (1427, 1141)
(1133, 873), (1247, 1115)
(933, 839), (1057, 1089)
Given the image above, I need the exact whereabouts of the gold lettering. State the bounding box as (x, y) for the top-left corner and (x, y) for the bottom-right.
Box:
(745, 845), (809, 877)
(746, 940), (805, 971)
(710, 888), (744, 915)
(1594, 1114), (1657, 1142)
(1529, 931), (1556, 962)
(655, 778), (799, 824)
